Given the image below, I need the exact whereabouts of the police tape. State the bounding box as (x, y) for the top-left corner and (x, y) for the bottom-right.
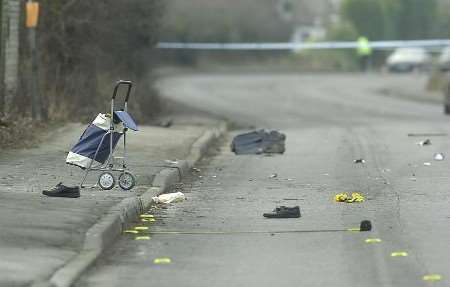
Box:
(157, 39), (450, 51)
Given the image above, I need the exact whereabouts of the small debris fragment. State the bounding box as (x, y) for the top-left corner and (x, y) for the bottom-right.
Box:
(158, 118), (173, 128)
(353, 159), (366, 164)
(140, 214), (154, 218)
(408, 133), (447, 137)
(153, 192), (186, 204)
(269, 173), (278, 178)
(434, 153), (445, 161)
(424, 162), (431, 166)
(165, 159), (178, 165)
(360, 220), (372, 231)
(124, 230), (139, 234)
(417, 139), (431, 146)
(192, 167), (201, 172)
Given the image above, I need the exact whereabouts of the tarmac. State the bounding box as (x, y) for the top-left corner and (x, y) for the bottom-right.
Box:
(0, 118), (226, 287)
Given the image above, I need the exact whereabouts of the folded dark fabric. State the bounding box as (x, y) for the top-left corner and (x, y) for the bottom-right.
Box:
(231, 130), (286, 155)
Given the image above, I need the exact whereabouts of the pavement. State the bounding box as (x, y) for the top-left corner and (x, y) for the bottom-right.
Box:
(77, 72), (450, 287)
(0, 117), (224, 287)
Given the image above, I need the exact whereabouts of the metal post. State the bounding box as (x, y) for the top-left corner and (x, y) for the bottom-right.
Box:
(28, 27), (40, 120)
(0, 0), (7, 117)
(27, 0), (41, 120)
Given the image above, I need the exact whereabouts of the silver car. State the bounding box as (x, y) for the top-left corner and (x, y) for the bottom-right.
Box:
(386, 48), (431, 72)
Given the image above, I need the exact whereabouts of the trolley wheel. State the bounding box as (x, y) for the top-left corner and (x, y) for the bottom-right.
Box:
(98, 172), (115, 190)
(118, 172), (136, 190)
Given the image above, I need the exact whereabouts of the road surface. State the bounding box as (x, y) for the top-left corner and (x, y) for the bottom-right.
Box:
(77, 73), (449, 287)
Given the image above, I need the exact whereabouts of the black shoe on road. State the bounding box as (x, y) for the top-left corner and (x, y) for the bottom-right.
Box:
(263, 206), (301, 218)
(43, 183), (80, 198)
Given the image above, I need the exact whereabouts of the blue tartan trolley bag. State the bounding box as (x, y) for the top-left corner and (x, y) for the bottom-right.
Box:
(66, 80), (139, 190)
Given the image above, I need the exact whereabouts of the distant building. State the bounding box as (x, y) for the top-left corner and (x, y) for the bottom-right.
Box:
(276, 0), (341, 43)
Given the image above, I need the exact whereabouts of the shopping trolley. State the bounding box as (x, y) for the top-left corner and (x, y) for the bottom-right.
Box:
(66, 80), (139, 190)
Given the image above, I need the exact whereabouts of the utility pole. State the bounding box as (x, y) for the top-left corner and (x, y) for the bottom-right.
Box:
(0, 0), (6, 118)
(26, 0), (41, 120)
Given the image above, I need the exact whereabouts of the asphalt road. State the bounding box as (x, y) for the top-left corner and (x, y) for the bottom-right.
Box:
(78, 73), (450, 287)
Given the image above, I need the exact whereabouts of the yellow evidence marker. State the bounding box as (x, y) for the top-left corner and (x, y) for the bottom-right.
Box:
(423, 274), (442, 282)
(390, 251), (408, 257)
(134, 226), (149, 231)
(135, 236), (151, 240)
(141, 218), (156, 223)
(154, 257), (172, 264)
(365, 238), (382, 243)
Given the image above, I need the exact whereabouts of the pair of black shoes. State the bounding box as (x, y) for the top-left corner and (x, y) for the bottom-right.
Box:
(263, 206), (301, 218)
(43, 183), (80, 198)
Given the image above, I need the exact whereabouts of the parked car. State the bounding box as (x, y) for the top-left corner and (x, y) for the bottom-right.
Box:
(386, 48), (431, 72)
(438, 46), (450, 71)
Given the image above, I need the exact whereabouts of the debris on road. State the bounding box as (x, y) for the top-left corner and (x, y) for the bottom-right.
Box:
(153, 192), (186, 204)
(165, 159), (179, 165)
(263, 206), (301, 218)
(269, 173), (278, 178)
(335, 192), (365, 203)
(353, 159), (366, 164)
(192, 167), (201, 173)
(360, 220), (372, 231)
(434, 153), (445, 161)
(231, 129), (286, 155)
(424, 162), (431, 166)
(157, 118), (173, 128)
(408, 133), (447, 137)
(417, 139), (431, 146)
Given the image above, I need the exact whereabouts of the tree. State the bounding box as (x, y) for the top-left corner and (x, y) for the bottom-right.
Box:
(341, 0), (385, 40)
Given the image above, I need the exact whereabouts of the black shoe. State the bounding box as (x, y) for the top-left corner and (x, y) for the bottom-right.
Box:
(43, 183), (80, 198)
(263, 206), (301, 218)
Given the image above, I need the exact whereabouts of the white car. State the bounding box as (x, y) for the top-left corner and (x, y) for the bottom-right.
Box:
(438, 46), (450, 71)
(386, 48), (431, 72)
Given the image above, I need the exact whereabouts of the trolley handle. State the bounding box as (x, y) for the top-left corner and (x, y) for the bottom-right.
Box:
(112, 80), (133, 102)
